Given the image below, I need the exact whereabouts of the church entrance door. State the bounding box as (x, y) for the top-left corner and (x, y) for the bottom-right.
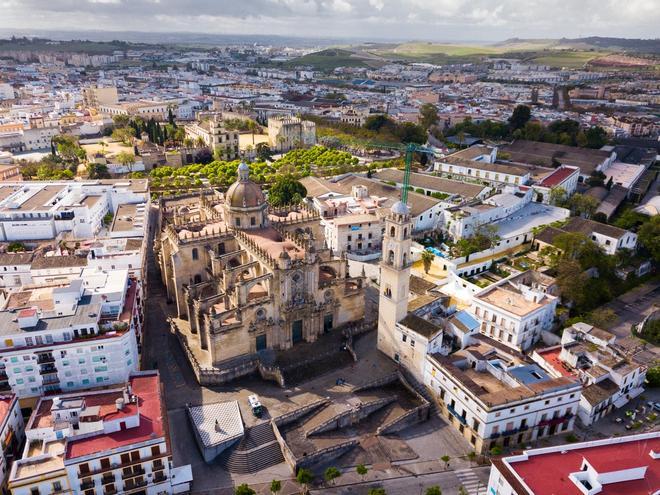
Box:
(323, 314), (333, 333)
(292, 320), (303, 344)
(256, 334), (267, 351)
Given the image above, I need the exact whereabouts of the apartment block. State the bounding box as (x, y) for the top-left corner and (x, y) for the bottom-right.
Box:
(0, 180), (148, 242)
(425, 341), (582, 454)
(0, 270), (142, 404)
(0, 394), (24, 491)
(471, 271), (559, 352)
(8, 372), (192, 495)
(533, 322), (647, 426)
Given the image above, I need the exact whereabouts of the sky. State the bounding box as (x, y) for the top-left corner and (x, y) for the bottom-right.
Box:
(0, 0), (658, 42)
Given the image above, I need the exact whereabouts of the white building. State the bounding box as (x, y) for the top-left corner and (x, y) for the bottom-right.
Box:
(533, 322), (647, 426)
(0, 180), (148, 242)
(99, 100), (173, 122)
(425, 342), (582, 454)
(0, 271), (142, 402)
(0, 394), (24, 490)
(435, 151), (531, 188)
(487, 432), (659, 495)
(534, 217), (637, 256)
(8, 371), (192, 495)
(0, 84), (15, 100)
(531, 165), (580, 204)
(471, 270), (559, 352)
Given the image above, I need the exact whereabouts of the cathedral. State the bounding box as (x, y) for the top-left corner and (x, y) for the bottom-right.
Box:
(157, 163), (366, 376)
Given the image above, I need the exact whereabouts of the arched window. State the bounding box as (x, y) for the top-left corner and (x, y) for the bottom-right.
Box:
(218, 242), (225, 255)
(388, 250), (394, 264)
(403, 227), (408, 238)
(191, 248), (198, 260)
(390, 226), (395, 237)
(251, 216), (256, 226)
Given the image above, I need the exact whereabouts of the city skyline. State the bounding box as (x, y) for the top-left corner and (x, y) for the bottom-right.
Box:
(0, 0), (658, 42)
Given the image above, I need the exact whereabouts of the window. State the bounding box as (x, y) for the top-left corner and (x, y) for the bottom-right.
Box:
(250, 216), (256, 226)
(235, 218), (241, 227)
(410, 340), (415, 347)
(151, 445), (160, 456)
(402, 334), (407, 342)
(191, 248), (198, 260)
(130, 451), (140, 462)
(79, 463), (90, 474)
(52, 481), (62, 492)
(30, 489), (40, 495)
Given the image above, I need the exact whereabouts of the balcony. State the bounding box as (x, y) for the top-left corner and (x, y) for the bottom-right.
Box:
(80, 480), (95, 490)
(153, 473), (168, 484)
(39, 365), (58, 375)
(502, 428), (518, 437)
(446, 404), (468, 426)
(103, 486), (117, 495)
(489, 432), (501, 439)
(123, 478), (147, 491)
(37, 354), (55, 364)
(122, 467), (145, 480)
(102, 474), (115, 485)
(152, 460), (164, 471)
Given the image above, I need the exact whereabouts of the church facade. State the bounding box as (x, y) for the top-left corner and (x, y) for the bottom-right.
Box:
(157, 163), (366, 370)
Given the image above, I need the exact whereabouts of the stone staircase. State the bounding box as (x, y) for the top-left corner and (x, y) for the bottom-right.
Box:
(221, 422), (284, 474)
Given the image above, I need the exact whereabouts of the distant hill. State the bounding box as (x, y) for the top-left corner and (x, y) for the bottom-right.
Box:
(284, 48), (385, 71)
(499, 37), (660, 54)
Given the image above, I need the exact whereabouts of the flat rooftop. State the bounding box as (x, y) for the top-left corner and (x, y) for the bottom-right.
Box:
(476, 284), (547, 317)
(501, 433), (660, 495)
(65, 372), (165, 460)
(1, 185), (63, 212)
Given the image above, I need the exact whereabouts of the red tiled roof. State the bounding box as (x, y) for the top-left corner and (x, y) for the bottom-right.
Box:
(507, 435), (660, 495)
(537, 348), (577, 378)
(539, 166), (578, 188)
(17, 308), (37, 318)
(65, 373), (164, 459)
(0, 395), (15, 428)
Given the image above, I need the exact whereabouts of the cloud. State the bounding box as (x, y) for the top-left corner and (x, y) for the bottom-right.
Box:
(0, 0), (657, 40)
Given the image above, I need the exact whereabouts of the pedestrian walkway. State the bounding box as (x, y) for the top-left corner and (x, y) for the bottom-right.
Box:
(455, 468), (487, 495)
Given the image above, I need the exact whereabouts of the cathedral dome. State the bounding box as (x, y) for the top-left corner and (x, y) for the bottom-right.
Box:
(226, 162), (266, 209)
(391, 201), (409, 215)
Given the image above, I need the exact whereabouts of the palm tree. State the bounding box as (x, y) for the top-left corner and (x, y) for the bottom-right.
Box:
(421, 250), (435, 274)
(270, 479), (281, 495)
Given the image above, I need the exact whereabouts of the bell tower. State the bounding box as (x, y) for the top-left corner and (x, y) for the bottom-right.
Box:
(377, 201), (412, 361)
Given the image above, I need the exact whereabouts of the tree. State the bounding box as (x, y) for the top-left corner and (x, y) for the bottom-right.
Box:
(556, 259), (589, 307)
(440, 455), (450, 468)
(396, 121), (426, 144)
(586, 171), (606, 187)
(490, 445), (503, 456)
(638, 215), (660, 262)
(567, 193), (599, 219)
(458, 486), (469, 495)
(116, 151), (136, 173)
(167, 107), (176, 127)
(584, 308), (617, 328)
(270, 479), (281, 495)
(585, 126), (607, 149)
(324, 467), (341, 486)
(421, 249), (435, 274)
(368, 489), (386, 495)
(647, 366), (660, 387)
(256, 142), (272, 161)
(112, 114), (130, 127)
(112, 126), (136, 145)
(234, 484), (256, 495)
(508, 105), (531, 131)
(356, 464), (368, 481)
(296, 468), (313, 493)
(425, 487), (442, 495)
(467, 451), (477, 465)
(87, 162), (110, 179)
(549, 186), (568, 207)
(268, 175), (307, 206)
(364, 114), (392, 131)
(419, 103), (439, 130)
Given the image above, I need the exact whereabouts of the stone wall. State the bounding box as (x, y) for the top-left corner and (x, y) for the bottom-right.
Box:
(377, 402), (430, 435)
